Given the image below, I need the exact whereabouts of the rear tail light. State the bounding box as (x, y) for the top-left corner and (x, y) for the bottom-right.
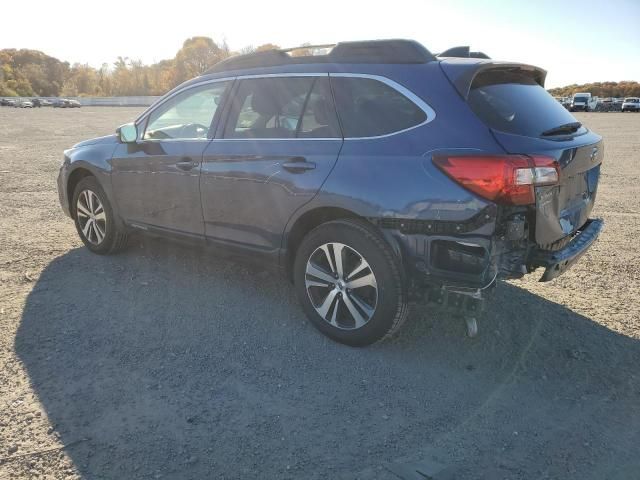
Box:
(432, 155), (559, 205)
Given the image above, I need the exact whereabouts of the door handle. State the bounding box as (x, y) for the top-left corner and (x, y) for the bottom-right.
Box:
(282, 157), (316, 173)
(176, 157), (199, 171)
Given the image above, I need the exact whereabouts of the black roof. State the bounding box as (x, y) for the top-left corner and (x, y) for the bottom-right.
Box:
(205, 39), (436, 74)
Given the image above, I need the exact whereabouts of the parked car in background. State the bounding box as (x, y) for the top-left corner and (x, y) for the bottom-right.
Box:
(17, 100), (34, 108)
(621, 97), (640, 112)
(1, 98), (17, 107)
(570, 92), (597, 112)
(595, 98), (620, 112)
(32, 98), (53, 107)
(608, 98), (623, 112)
(54, 99), (82, 108)
(54, 99), (72, 108)
(56, 39), (604, 346)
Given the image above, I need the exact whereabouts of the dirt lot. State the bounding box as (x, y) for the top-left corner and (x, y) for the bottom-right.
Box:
(0, 107), (639, 479)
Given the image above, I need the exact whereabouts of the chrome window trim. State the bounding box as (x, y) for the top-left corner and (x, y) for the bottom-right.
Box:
(330, 73), (436, 140)
(236, 72), (329, 79)
(137, 138), (215, 144)
(134, 72), (436, 142)
(135, 73), (329, 127)
(212, 138), (341, 142)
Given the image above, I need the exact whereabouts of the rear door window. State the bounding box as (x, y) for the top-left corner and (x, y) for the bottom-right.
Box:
(330, 77), (427, 138)
(467, 70), (583, 137)
(297, 78), (341, 138)
(223, 77), (340, 139)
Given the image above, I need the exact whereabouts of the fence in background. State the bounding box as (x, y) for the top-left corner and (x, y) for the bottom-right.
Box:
(73, 96), (161, 106)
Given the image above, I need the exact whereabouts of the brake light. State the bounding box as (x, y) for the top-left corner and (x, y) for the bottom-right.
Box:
(432, 155), (559, 205)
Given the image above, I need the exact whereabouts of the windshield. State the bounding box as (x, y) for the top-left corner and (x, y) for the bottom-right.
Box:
(467, 70), (582, 137)
(624, 98), (639, 103)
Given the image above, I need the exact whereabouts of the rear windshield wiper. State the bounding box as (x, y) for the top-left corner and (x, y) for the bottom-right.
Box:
(541, 121), (582, 137)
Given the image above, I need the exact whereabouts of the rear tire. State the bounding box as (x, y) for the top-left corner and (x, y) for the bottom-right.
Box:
(294, 219), (408, 346)
(72, 176), (128, 254)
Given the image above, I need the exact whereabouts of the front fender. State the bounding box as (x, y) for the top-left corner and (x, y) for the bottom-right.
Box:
(59, 142), (119, 218)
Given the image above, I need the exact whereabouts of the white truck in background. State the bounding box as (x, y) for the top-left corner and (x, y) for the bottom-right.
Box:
(621, 97), (640, 112)
(570, 92), (598, 112)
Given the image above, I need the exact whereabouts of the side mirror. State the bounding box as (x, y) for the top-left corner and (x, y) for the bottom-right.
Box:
(117, 123), (138, 143)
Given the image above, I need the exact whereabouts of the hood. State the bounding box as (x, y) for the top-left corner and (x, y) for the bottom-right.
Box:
(72, 134), (118, 149)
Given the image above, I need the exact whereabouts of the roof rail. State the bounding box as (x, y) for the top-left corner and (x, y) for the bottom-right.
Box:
(205, 39), (436, 74)
(437, 46), (491, 59)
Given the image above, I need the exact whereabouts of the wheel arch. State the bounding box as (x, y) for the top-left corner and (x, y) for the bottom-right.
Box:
(67, 167), (95, 219)
(284, 207), (359, 278)
(283, 206), (403, 280)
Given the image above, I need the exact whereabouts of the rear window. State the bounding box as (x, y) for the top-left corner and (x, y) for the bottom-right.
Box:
(467, 70), (581, 137)
(330, 77), (427, 137)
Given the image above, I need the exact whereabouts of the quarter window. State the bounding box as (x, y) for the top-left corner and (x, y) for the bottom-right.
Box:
(144, 81), (230, 140)
(330, 77), (427, 137)
(224, 77), (340, 139)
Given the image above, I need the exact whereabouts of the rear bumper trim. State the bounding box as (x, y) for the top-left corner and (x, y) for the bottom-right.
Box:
(530, 218), (604, 282)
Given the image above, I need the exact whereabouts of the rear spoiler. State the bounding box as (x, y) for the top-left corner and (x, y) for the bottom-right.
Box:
(439, 60), (548, 99)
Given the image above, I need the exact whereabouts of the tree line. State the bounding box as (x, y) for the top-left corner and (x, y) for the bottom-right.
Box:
(0, 37), (279, 97)
(548, 81), (640, 98)
(2, 38), (638, 98)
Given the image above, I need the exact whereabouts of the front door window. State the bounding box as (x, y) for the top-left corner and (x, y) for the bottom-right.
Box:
(144, 81), (230, 140)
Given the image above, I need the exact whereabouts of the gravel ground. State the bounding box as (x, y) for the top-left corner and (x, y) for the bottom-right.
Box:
(0, 107), (639, 479)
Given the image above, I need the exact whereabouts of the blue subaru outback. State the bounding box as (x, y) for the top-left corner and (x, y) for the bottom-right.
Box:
(57, 40), (604, 346)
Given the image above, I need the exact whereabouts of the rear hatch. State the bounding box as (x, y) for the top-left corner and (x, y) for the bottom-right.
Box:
(440, 61), (603, 248)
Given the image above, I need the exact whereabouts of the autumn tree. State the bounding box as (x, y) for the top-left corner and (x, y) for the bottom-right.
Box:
(0, 38), (307, 97)
(548, 81), (640, 98)
(62, 63), (101, 96)
(255, 43), (280, 52)
(0, 49), (68, 96)
(174, 37), (230, 84)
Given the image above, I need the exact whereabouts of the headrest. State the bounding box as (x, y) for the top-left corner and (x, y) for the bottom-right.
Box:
(251, 90), (280, 116)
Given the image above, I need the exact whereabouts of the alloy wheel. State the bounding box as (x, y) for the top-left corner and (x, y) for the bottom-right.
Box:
(76, 189), (106, 245)
(304, 242), (378, 330)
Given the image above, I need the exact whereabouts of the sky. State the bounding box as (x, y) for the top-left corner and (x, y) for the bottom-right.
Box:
(1, 0), (639, 88)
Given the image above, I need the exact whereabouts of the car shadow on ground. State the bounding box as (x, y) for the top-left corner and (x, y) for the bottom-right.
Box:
(13, 238), (640, 479)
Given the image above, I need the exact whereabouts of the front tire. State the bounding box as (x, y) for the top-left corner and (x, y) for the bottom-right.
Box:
(72, 176), (128, 254)
(294, 219), (408, 346)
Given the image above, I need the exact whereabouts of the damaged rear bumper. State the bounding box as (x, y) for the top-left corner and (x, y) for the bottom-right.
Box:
(380, 215), (603, 299)
(528, 218), (604, 282)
